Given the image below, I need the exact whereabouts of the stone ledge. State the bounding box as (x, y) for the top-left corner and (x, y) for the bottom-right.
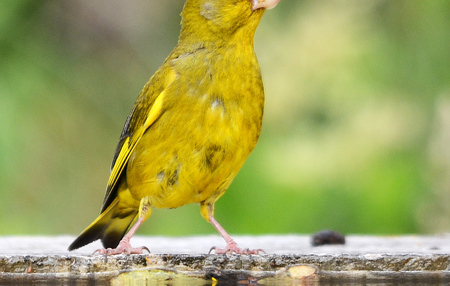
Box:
(1, 235), (450, 284)
(2, 253), (450, 285)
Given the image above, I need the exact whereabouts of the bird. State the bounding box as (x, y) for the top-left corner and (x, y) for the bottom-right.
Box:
(68, 0), (282, 255)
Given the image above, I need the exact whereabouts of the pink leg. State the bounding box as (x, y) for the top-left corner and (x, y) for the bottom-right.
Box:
(93, 217), (150, 255)
(209, 216), (264, 255)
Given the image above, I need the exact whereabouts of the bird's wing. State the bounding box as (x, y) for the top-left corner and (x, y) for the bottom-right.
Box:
(100, 68), (177, 212)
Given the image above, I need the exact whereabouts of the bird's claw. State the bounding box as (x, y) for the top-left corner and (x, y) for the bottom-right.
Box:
(209, 244), (265, 255)
(92, 244), (150, 256)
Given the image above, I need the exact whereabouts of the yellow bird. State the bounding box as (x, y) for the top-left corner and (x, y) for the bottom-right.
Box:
(68, 0), (281, 255)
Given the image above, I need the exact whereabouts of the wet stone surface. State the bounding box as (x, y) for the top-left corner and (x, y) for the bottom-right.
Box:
(0, 235), (450, 284)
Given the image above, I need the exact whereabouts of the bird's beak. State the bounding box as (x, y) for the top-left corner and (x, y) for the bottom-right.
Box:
(251, 0), (282, 10)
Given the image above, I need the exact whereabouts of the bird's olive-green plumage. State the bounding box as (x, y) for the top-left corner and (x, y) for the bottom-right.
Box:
(69, 0), (266, 252)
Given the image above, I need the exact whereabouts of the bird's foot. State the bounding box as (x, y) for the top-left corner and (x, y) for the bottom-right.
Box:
(209, 241), (265, 255)
(93, 240), (150, 255)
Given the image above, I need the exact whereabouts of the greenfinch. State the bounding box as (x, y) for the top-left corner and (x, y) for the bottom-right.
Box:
(68, 0), (281, 255)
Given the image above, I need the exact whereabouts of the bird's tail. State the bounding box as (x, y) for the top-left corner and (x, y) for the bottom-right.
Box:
(68, 198), (138, 251)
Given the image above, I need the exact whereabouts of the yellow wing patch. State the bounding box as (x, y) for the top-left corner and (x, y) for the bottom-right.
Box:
(143, 69), (176, 131)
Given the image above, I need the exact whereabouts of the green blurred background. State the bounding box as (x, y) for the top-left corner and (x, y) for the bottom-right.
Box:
(1, 0), (449, 237)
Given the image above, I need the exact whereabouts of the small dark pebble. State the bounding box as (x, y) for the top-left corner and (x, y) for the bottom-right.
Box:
(311, 230), (346, 246)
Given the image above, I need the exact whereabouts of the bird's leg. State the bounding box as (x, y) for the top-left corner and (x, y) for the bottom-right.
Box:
(209, 216), (264, 254)
(94, 198), (152, 255)
(204, 204), (264, 255)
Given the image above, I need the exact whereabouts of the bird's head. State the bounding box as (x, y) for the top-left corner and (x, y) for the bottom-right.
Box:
(179, 0), (282, 43)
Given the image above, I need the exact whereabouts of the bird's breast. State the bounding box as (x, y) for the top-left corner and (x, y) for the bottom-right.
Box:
(127, 55), (264, 209)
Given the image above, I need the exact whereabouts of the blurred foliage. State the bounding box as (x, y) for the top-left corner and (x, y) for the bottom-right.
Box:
(0, 0), (449, 238)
